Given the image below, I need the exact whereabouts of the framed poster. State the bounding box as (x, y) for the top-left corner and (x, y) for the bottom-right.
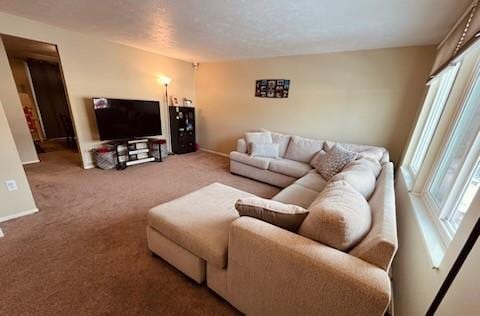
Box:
(255, 79), (290, 98)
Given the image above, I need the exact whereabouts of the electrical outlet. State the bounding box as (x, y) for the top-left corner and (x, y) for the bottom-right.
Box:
(5, 180), (18, 192)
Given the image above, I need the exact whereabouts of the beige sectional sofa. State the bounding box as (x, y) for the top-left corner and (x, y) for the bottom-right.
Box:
(147, 131), (397, 316)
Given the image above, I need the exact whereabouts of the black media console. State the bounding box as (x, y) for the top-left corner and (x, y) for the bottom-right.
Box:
(110, 138), (163, 170)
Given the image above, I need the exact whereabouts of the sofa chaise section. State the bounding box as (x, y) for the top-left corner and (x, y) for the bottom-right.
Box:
(147, 183), (253, 283)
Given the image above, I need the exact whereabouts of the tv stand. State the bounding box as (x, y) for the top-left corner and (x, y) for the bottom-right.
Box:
(110, 138), (162, 170)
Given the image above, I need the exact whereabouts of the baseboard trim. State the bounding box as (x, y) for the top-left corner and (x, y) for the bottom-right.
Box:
(200, 148), (229, 157)
(22, 159), (40, 165)
(0, 207), (39, 223)
(83, 163), (95, 170)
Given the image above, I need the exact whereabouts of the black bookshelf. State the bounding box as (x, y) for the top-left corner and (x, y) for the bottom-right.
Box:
(169, 106), (196, 154)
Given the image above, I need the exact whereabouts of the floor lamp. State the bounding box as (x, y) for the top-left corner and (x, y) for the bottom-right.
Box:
(159, 76), (172, 152)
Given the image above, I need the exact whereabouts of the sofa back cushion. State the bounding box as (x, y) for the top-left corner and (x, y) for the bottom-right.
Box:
(348, 157), (382, 178)
(324, 141), (389, 164)
(349, 163), (398, 271)
(271, 132), (291, 157)
(298, 180), (372, 251)
(284, 136), (324, 163)
(331, 160), (377, 200)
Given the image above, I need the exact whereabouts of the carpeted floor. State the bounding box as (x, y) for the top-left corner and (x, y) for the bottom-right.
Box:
(0, 150), (280, 315)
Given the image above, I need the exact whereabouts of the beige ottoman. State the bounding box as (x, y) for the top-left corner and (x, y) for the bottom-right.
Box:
(146, 182), (254, 283)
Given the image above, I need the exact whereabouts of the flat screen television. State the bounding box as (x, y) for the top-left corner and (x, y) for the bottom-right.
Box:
(93, 97), (162, 140)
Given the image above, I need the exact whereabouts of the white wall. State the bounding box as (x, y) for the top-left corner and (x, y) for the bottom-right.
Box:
(0, 100), (37, 220)
(0, 12), (196, 168)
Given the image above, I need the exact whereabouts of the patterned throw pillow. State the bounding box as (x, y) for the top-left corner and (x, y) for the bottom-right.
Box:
(311, 145), (358, 180)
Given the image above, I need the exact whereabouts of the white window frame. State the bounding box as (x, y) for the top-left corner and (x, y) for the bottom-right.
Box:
(421, 57), (480, 244)
(408, 64), (460, 176)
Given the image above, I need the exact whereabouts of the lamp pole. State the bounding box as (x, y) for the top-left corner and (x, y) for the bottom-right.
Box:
(164, 83), (169, 107)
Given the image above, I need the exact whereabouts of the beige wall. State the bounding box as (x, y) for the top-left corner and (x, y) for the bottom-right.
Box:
(0, 100), (37, 220)
(393, 172), (480, 315)
(8, 58), (44, 141)
(196, 46), (436, 164)
(0, 39), (38, 163)
(0, 12), (196, 168)
(437, 238), (480, 315)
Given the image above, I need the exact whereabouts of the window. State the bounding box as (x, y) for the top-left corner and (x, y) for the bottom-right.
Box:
(409, 64), (459, 175)
(426, 70), (480, 236)
(402, 41), (480, 248)
(449, 160), (480, 230)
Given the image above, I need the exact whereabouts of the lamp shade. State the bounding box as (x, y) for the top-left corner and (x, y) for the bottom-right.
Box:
(159, 76), (172, 85)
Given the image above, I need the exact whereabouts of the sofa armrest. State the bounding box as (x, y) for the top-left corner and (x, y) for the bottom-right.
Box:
(236, 138), (247, 153)
(227, 217), (391, 316)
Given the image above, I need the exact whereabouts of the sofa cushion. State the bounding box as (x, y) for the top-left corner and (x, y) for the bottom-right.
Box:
(148, 183), (254, 268)
(235, 197), (309, 231)
(268, 158), (312, 178)
(284, 136), (324, 163)
(348, 157), (382, 178)
(294, 170), (328, 192)
(236, 138), (247, 153)
(325, 141), (387, 163)
(245, 131), (273, 154)
(271, 132), (291, 157)
(331, 162), (377, 200)
(358, 148), (385, 163)
(311, 145), (358, 180)
(259, 129), (291, 157)
(250, 142), (280, 159)
(349, 163), (398, 271)
(298, 180), (372, 251)
(272, 183), (319, 209)
(230, 151), (271, 170)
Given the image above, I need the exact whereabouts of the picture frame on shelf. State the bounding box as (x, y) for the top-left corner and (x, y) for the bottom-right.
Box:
(183, 98), (193, 107)
(169, 95), (180, 106)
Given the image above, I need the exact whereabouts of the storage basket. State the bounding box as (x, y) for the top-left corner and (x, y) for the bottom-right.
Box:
(94, 145), (117, 169)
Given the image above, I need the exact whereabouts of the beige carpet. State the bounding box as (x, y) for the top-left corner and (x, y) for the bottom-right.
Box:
(0, 150), (279, 315)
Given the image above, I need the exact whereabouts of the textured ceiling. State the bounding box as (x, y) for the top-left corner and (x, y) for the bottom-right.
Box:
(0, 0), (472, 62)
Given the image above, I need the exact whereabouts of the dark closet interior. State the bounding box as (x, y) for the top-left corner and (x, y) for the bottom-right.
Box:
(27, 60), (72, 139)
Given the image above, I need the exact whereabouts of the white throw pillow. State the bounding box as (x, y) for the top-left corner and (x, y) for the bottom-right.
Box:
(250, 143), (280, 159)
(245, 131), (273, 145)
(298, 180), (372, 251)
(245, 131), (273, 154)
(259, 129), (291, 157)
(235, 197), (309, 231)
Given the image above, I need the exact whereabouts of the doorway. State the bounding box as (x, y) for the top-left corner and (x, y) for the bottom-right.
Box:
(1, 35), (78, 159)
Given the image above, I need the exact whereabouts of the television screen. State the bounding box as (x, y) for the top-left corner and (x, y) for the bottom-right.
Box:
(93, 98), (162, 140)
